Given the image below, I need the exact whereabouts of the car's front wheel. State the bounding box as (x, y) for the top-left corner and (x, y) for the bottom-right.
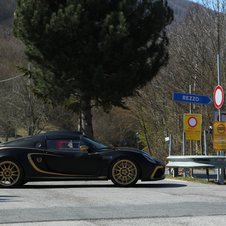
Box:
(110, 159), (140, 186)
(0, 159), (23, 188)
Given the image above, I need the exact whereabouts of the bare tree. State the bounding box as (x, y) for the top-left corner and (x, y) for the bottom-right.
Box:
(129, 1), (226, 160)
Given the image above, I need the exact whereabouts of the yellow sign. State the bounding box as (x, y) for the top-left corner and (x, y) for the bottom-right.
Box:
(213, 121), (226, 150)
(184, 114), (202, 140)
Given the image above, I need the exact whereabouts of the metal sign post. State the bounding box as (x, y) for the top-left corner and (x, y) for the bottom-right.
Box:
(216, 54), (224, 185)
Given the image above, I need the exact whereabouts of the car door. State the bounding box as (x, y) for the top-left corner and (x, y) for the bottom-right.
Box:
(43, 139), (101, 176)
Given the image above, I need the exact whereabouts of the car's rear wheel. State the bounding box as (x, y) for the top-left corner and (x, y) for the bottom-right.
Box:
(0, 159), (23, 188)
(110, 159), (140, 186)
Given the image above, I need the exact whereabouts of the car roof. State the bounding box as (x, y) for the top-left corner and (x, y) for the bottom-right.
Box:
(1, 131), (84, 147)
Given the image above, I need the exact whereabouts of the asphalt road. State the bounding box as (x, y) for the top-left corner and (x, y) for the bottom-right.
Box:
(1, 179), (226, 226)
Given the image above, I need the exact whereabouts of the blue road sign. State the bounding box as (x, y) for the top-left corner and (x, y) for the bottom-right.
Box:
(173, 92), (213, 105)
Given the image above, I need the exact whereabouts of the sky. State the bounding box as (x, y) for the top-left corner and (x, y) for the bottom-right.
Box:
(189, 0), (224, 11)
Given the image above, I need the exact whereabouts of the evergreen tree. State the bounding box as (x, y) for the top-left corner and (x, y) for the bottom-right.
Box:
(13, 0), (173, 139)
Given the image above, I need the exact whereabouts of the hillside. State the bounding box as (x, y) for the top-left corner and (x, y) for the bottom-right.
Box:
(168, 0), (192, 18)
(0, 0), (16, 23)
(0, 0), (197, 25)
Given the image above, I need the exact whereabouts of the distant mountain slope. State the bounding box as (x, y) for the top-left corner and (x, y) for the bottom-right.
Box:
(168, 0), (192, 18)
(0, 0), (16, 24)
(0, 0), (197, 25)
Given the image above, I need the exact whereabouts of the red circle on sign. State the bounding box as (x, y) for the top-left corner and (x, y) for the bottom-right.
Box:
(214, 85), (224, 109)
(188, 117), (197, 127)
(217, 124), (225, 134)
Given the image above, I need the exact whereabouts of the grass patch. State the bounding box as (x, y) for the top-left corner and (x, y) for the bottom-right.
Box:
(165, 174), (220, 185)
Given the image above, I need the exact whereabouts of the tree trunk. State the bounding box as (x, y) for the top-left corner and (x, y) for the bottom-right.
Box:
(80, 93), (94, 139)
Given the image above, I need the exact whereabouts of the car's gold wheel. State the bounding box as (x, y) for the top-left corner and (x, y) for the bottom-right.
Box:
(0, 160), (23, 187)
(110, 159), (139, 186)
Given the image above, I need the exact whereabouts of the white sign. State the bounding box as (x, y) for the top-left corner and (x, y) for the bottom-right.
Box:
(214, 85), (224, 109)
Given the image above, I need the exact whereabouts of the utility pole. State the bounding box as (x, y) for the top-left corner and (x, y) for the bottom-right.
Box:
(28, 63), (33, 136)
(216, 0), (224, 184)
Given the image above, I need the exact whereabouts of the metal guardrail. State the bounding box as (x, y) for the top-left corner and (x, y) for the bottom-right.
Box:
(166, 134), (226, 184)
(167, 155), (226, 168)
(167, 155), (226, 184)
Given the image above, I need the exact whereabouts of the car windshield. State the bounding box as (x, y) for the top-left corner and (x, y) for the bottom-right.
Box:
(82, 136), (109, 150)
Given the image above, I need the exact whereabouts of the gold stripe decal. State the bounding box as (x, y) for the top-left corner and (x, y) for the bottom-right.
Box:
(151, 166), (163, 178)
(27, 153), (107, 178)
(28, 153), (71, 176)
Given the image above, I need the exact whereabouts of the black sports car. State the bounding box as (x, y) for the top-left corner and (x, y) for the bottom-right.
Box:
(0, 131), (165, 187)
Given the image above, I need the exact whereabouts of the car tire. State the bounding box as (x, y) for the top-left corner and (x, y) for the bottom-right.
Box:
(0, 159), (24, 188)
(110, 158), (140, 186)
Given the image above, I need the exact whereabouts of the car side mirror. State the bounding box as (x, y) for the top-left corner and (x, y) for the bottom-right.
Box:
(80, 145), (89, 151)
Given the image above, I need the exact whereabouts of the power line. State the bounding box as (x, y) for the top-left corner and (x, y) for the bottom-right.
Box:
(0, 73), (25, 83)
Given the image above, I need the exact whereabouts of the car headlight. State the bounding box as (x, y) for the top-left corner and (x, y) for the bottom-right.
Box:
(142, 152), (156, 163)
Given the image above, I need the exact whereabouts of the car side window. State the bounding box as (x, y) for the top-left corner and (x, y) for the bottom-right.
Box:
(46, 139), (84, 151)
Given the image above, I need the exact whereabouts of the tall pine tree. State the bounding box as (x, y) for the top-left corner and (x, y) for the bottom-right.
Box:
(13, 0), (173, 139)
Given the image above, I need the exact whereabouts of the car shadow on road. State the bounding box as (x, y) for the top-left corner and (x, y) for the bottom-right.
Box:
(13, 182), (187, 189)
(21, 184), (115, 189)
(134, 183), (187, 188)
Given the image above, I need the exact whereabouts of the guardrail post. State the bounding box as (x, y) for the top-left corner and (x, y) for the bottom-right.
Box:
(206, 169), (209, 182)
(204, 130), (210, 181)
(217, 152), (219, 181)
(216, 152), (224, 184)
(219, 168), (224, 185)
(173, 168), (178, 177)
(219, 151), (225, 185)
